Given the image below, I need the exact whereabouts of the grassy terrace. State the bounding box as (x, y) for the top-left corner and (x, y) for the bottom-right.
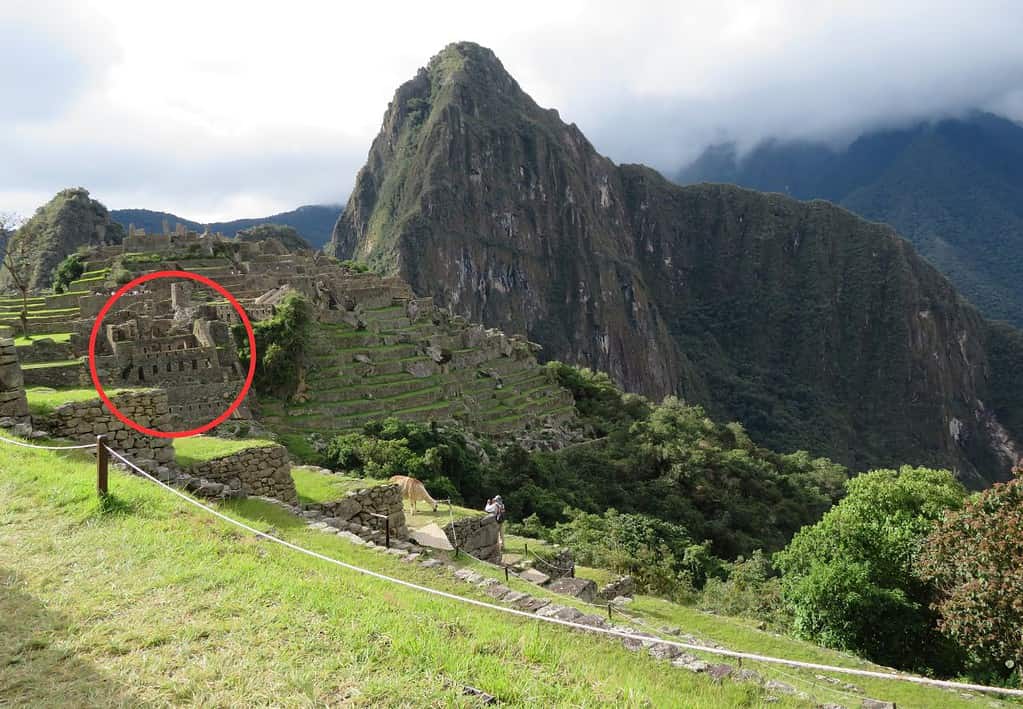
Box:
(291, 466), (387, 504)
(13, 333), (73, 346)
(173, 436), (276, 467)
(0, 441), (786, 707)
(24, 386), (127, 416)
(20, 359), (83, 370)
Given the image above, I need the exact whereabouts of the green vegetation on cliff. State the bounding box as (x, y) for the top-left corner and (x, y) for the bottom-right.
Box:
(677, 113), (1023, 327)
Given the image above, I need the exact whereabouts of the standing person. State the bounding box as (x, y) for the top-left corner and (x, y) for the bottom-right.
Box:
(485, 495), (506, 549)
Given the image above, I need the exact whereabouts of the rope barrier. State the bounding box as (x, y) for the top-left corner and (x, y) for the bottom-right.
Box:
(0, 433), (97, 451)
(101, 447), (1023, 699)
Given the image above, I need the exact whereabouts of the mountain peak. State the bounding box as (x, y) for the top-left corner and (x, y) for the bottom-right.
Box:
(329, 44), (1023, 487)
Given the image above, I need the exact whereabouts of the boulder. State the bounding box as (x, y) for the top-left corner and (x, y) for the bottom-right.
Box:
(546, 576), (597, 603)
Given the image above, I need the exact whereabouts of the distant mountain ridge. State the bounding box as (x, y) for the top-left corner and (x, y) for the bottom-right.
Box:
(111, 204), (341, 249)
(677, 113), (1023, 327)
(327, 41), (1023, 486)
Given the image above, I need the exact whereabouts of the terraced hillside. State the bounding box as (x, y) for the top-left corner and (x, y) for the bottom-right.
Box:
(6, 233), (576, 448)
(259, 306), (574, 443)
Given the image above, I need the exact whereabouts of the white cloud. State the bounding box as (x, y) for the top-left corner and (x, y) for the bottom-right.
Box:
(1, 0), (1021, 220)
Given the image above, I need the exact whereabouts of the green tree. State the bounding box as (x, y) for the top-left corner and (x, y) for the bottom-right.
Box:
(1, 213), (32, 337)
(774, 466), (967, 673)
(52, 253), (85, 294)
(917, 470), (1023, 680)
(233, 293), (312, 398)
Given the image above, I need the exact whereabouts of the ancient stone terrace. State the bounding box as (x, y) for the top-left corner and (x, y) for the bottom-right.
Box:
(9, 233), (578, 445)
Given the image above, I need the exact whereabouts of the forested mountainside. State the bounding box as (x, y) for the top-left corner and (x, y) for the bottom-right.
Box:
(328, 42), (1023, 486)
(1, 188), (123, 292)
(111, 204), (340, 249)
(677, 113), (1023, 327)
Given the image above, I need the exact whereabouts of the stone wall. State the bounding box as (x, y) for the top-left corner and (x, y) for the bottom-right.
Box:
(15, 338), (76, 364)
(535, 548), (575, 580)
(444, 514), (501, 563)
(22, 362), (88, 388)
(306, 483), (407, 539)
(185, 443), (297, 504)
(0, 338), (29, 423)
(38, 389), (174, 465)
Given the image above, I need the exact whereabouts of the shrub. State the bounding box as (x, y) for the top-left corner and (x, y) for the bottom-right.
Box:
(52, 254), (85, 294)
(774, 466), (967, 673)
(699, 551), (791, 628)
(233, 293), (312, 398)
(917, 473), (1023, 679)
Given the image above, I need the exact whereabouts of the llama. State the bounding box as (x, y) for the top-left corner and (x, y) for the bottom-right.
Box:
(389, 475), (438, 513)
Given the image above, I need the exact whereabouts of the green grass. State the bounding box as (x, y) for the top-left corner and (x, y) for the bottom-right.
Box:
(276, 432), (325, 465)
(0, 441), (789, 707)
(13, 332), (73, 346)
(173, 436), (276, 467)
(0, 306), (80, 316)
(20, 359), (83, 370)
(24, 386), (124, 416)
(291, 466), (387, 504)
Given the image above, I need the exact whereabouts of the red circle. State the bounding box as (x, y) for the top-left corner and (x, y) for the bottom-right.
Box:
(87, 270), (257, 438)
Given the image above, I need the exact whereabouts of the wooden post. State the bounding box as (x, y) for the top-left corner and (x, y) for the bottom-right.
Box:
(504, 565), (509, 582)
(96, 435), (108, 497)
(385, 521), (390, 549)
(607, 603), (612, 621)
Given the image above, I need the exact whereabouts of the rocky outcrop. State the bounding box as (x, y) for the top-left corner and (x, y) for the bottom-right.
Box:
(598, 576), (636, 600)
(329, 41), (1023, 486)
(0, 338), (29, 423)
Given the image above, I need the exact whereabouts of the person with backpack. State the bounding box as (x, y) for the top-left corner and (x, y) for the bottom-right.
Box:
(485, 495), (506, 549)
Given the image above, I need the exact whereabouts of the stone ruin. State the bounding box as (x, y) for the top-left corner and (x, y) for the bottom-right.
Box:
(9, 231), (579, 453)
(183, 443), (297, 504)
(37, 388), (175, 466)
(304, 483), (408, 539)
(0, 338), (29, 424)
(94, 298), (250, 429)
(443, 514), (502, 563)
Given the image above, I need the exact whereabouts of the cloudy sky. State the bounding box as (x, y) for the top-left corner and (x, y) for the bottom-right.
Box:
(3, 0), (1021, 221)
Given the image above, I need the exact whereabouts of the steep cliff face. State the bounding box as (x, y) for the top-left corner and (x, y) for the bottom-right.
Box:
(329, 42), (1023, 485)
(1, 188), (123, 292)
(677, 114), (1023, 328)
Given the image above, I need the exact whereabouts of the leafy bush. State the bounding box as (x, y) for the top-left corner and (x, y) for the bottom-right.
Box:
(545, 361), (650, 435)
(233, 293), (312, 398)
(545, 507), (723, 598)
(339, 259), (370, 273)
(323, 419), (488, 503)
(774, 466), (967, 673)
(917, 471), (1023, 680)
(699, 551), (790, 628)
(51, 254), (84, 294)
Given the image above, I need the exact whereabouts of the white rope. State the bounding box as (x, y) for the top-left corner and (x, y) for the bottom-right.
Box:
(0, 434), (96, 451)
(103, 447), (1023, 699)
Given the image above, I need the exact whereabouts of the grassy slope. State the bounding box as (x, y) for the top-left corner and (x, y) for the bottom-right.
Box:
(0, 443), (785, 707)
(291, 466), (388, 504)
(286, 469), (1010, 708)
(172, 436), (276, 467)
(24, 387), (131, 417)
(13, 332), (73, 345)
